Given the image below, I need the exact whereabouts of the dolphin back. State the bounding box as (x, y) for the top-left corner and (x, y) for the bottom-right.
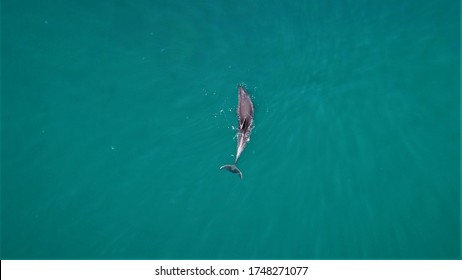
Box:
(220, 164), (243, 179)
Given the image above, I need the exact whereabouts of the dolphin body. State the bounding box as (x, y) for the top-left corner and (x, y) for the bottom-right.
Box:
(220, 85), (254, 179)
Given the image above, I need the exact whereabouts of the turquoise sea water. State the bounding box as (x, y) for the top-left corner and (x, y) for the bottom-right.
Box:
(1, 0), (459, 259)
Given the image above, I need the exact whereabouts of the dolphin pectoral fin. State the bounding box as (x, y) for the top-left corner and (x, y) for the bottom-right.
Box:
(220, 164), (243, 179)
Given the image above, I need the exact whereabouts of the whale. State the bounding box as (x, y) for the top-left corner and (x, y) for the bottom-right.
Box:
(220, 85), (254, 179)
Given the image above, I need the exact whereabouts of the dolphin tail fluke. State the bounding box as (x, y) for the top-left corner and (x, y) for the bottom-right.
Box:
(220, 164), (243, 179)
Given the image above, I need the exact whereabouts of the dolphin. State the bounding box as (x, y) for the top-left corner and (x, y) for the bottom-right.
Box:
(220, 85), (254, 179)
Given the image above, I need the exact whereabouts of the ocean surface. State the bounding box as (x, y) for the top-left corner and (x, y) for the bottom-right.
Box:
(1, 0), (459, 259)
